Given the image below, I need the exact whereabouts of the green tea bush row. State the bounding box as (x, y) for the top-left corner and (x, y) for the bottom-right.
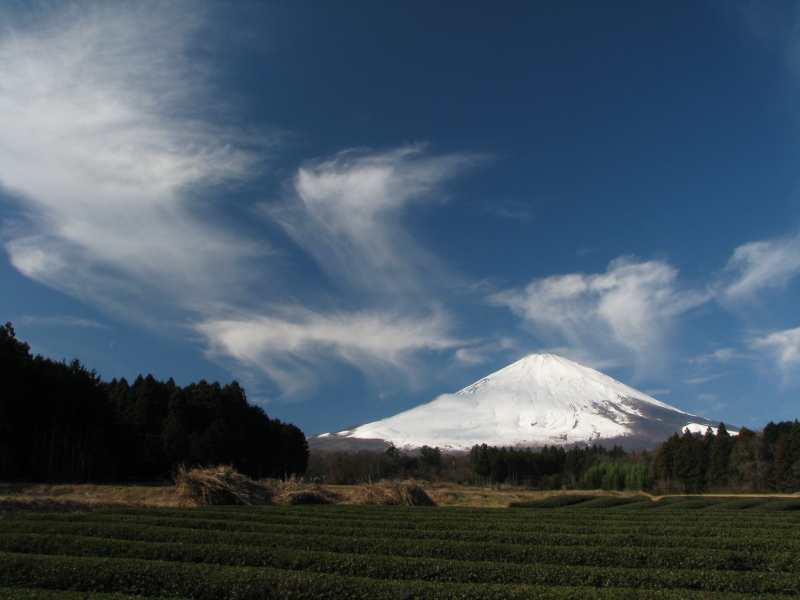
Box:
(2, 531), (799, 574)
(3, 504), (800, 599)
(0, 587), (185, 600)
(2, 551), (799, 597)
(28, 510), (797, 545)
(32, 505), (796, 539)
(7, 515), (800, 555)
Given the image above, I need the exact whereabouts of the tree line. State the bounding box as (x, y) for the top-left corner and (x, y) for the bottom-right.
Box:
(0, 322), (308, 482)
(467, 422), (800, 493)
(307, 421), (800, 494)
(306, 444), (452, 484)
(652, 422), (800, 494)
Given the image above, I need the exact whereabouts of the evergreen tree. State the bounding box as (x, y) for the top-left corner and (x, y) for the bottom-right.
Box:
(489, 447), (508, 484)
(674, 429), (706, 493)
(728, 427), (762, 491)
(771, 437), (791, 492)
(470, 444), (491, 485)
(419, 445), (443, 478)
(0, 323), (308, 483)
(652, 432), (680, 483)
(706, 423), (732, 489)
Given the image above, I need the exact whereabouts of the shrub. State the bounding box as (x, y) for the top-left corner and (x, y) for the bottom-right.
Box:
(578, 496), (650, 508)
(757, 498), (800, 511)
(509, 494), (599, 508)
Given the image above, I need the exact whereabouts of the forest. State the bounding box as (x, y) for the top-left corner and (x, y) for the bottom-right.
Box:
(307, 422), (800, 494)
(0, 322), (308, 483)
(467, 421), (800, 493)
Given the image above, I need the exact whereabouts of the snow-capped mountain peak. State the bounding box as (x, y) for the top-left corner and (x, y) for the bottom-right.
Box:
(310, 354), (733, 451)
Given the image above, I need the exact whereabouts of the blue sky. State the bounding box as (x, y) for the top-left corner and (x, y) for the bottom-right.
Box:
(2, 1), (800, 437)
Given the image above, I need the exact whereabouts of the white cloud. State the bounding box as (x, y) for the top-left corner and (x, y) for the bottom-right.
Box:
(18, 315), (107, 329)
(453, 348), (487, 366)
(752, 327), (800, 379)
(688, 347), (746, 366)
(196, 308), (463, 397)
(0, 5), (476, 401)
(0, 2), (263, 315)
(453, 337), (517, 367)
(722, 235), (800, 302)
(493, 257), (709, 376)
(685, 373), (728, 385)
(274, 147), (473, 297)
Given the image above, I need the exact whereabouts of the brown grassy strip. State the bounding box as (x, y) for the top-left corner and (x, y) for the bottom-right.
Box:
(173, 465), (434, 507)
(3, 474), (799, 512)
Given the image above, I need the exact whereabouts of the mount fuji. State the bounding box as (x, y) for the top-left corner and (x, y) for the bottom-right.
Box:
(310, 354), (735, 452)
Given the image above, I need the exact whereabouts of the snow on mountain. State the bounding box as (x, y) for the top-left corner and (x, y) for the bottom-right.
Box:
(310, 354), (734, 451)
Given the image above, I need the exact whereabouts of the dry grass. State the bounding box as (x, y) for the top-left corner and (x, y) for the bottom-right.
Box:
(264, 478), (344, 505)
(14, 471), (794, 515)
(0, 481), (180, 519)
(346, 480), (436, 506)
(174, 467), (433, 507)
(0, 475), (646, 515)
(425, 484), (653, 508)
(174, 465), (273, 507)
(174, 467), (436, 506)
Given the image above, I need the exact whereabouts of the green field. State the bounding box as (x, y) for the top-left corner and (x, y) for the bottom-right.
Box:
(1, 496), (799, 599)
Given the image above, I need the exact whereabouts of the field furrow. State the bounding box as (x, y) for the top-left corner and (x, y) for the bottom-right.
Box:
(1, 499), (798, 599)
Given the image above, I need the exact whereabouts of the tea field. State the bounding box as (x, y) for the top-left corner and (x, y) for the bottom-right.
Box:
(1, 495), (799, 599)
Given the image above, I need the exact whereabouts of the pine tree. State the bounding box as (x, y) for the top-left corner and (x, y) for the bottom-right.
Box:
(706, 423), (732, 489)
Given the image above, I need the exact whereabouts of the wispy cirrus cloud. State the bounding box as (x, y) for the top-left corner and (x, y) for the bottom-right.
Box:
(17, 315), (108, 329)
(273, 147), (475, 298)
(453, 337), (515, 365)
(752, 327), (800, 381)
(196, 308), (462, 397)
(192, 145), (481, 396)
(690, 348), (745, 365)
(0, 2), (264, 317)
(0, 0), (474, 400)
(493, 257), (709, 376)
(721, 234), (800, 303)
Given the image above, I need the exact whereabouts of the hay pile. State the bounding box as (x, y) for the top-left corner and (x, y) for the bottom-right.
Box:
(174, 465), (272, 506)
(175, 466), (435, 507)
(349, 480), (436, 506)
(264, 478), (344, 505)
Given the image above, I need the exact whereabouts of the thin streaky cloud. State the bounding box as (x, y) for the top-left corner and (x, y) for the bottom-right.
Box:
(752, 327), (800, 380)
(685, 373), (728, 385)
(688, 348), (747, 365)
(196, 308), (463, 397)
(273, 147), (475, 298)
(0, 1), (265, 317)
(18, 315), (108, 329)
(721, 234), (800, 303)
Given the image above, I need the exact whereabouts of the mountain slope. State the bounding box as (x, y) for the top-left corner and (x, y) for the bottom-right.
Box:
(310, 354), (733, 451)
